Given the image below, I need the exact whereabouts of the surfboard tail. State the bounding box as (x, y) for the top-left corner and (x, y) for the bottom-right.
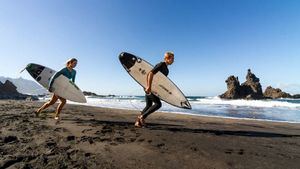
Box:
(181, 100), (192, 109)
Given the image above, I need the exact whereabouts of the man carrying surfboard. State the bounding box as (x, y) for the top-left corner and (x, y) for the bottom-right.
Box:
(35, 58), (78, 120)
(135, 52), (174, 127)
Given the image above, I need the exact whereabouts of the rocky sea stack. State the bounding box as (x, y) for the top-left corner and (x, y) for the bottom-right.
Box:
(220, 69), (264, 99)
(0, 80), (38, 100)
(264, 86), (292, 99)
(220, 69), (300, 100)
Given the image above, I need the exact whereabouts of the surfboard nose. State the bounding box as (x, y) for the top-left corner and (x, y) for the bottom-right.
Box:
(119, 52), (138, 71)
(26, 63), (37, 71)
(26, 63), (45, 79)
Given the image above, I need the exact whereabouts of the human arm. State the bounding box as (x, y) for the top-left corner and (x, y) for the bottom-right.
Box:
(72, 70), (76, 83)
(48, 68), (65, 92)
(145, 71), (154, 94)
(145, 62), (162, 94)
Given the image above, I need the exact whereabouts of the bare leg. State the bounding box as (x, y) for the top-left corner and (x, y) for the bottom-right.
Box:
(36, 94), (58, 114)
(54, 97), (66, 119)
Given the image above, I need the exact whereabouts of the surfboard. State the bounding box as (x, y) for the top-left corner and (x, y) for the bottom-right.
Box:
(119, 52), (191, 109)
(25, 63), (87, 103)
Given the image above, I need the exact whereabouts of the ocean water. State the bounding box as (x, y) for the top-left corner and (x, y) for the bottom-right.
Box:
(39, 96), (300, 123)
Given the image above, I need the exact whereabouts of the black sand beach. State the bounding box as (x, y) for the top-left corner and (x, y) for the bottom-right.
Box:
(0, 100), (299, 169)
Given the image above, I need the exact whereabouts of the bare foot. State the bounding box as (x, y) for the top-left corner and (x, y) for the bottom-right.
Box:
(34, 110), (40, 117)
(135, 116), (142, 128)
(135, 115), (146, 128)
(139, 115), (146, 127)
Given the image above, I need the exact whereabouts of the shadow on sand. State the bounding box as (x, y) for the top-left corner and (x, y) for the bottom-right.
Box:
(61, 117), (300, 138)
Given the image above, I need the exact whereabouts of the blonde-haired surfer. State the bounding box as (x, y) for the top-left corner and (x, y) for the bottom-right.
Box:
(135, 52), (174, 127)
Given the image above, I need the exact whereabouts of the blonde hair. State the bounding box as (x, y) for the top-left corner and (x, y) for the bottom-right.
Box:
(165, 51), (174, 58)
(66, 58), (77, 66)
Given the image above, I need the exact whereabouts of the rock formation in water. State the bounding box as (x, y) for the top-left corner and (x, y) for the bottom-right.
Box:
(220, 69), (264, 99)
(220, 69), (300, 99)
(264, 86), (292, 99)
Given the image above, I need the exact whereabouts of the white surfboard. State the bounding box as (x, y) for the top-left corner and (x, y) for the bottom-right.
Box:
(25, 63), (87, 103)
(119, 52), (191, 109)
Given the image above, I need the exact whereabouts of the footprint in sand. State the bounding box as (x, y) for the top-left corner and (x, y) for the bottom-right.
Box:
(100, 137), (112, 142)
(0, 156), (25, 169)
(114, 137), (125, 143)
(45, 138), (57, 148)
(66, 136), (76, 141)
(81, 128), (93, 134)
(101, 125), (113, 134)
(110, 142), (118, 146)
(225, 149), (244, 155)
(225, 149), (232, 154)
(156, 143), (165, 148)
(155, 143), (168, 152)
(3, 136), (18, 143)
(137, 138), (145, 142)
(129, 138), (136, 142)
(54, 127), (68, 132)
(238, 149), (244, 155)
(95, 130), (105, 137)
(85, 153), (91, 157)
(80, 136), (100, 144)
(190, 146), (198, 152)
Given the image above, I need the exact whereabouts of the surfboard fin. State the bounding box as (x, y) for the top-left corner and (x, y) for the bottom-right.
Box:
(20, 67), (26, 73)
(181, 101), (192, 109)
(20, 63), (32, 73)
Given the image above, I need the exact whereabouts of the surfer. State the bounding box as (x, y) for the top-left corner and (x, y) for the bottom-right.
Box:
(135, 52), (174, 127)
(35, 58), (78, 120)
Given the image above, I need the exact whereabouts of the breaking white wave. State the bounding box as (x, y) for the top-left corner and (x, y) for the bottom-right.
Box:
(194, 96), (300, 109)
(38, 96), (300, 123)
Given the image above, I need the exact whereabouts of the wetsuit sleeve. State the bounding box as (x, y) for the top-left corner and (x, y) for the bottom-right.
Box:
(151, 62), (163, 75)
(49, 68), (65, 89)
(72, 70), (76, 83)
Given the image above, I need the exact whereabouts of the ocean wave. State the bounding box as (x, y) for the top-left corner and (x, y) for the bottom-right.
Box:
(194, 97), (300, 109)
(38, 95), (300, 123)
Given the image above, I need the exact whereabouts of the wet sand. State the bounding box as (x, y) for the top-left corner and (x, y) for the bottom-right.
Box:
(0, 100), (299, 169)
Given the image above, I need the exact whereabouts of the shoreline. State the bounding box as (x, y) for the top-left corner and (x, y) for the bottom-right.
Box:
(61, 100), (300, 124)
(0, 100), (299, 169)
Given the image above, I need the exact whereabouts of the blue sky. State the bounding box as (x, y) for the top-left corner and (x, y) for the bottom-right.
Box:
(0, 0), (300, 96)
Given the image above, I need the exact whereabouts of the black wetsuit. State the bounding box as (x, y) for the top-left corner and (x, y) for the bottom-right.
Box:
(141, 62), (169, 119)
